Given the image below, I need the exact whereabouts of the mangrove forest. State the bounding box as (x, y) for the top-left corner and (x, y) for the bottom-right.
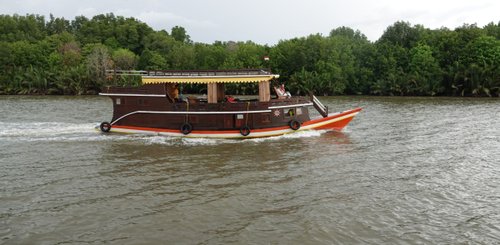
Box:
(0, 13), (499, 96)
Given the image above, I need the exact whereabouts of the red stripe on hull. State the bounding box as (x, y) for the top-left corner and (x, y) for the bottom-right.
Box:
(303, 107), (361, 130)
(314, 116), (355, 130)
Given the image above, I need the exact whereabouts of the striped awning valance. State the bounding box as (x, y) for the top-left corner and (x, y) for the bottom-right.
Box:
(142, 74), (279, 84)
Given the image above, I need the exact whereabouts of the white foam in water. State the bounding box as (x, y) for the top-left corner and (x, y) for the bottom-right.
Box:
(0, 122), (95, 137)
(248, 130), (326, 143)
(0, 121), (326, 144)
(144, 135), (233, 146)
(0, 122), (120, 142)
(181, 137), (221, 146)
(138, 129), (328, 146)
(143, 135), (184, 145)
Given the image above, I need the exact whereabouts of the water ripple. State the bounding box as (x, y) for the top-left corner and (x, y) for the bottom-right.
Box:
(1, 96), (500, 244)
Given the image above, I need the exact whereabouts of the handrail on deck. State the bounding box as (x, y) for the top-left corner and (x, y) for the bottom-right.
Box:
(106, 69), (272, 77)
(310, 93), (329, 118)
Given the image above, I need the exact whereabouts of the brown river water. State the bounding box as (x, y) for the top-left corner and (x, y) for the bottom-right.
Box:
(1, 96), (499, 244)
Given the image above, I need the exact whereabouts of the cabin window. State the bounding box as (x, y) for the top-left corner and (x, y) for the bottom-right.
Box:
(285, 108), (295, 117)
(296, 107), (302, 115)
(116, 98), (121, 105)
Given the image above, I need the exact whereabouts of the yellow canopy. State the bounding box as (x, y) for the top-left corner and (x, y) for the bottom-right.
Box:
(142, 74), (279, 84)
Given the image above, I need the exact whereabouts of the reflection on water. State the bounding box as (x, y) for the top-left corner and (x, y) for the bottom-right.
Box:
(1, 96), (499, 244)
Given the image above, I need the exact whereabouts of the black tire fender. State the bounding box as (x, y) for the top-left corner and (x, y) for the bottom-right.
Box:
(180, 123), (193, 135)
(100, 122), (111, 132)
(240, 125), (251, 136)
(289, 120), (301, 130)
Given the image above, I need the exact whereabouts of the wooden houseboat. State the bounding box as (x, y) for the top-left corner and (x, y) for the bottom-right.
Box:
(98, 69), (361, 139)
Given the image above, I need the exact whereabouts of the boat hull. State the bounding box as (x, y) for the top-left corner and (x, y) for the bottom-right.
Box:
(97, 108), (362, 139)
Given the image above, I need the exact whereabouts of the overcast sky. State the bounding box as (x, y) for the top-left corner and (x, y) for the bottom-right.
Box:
(1, 0), (498, 44)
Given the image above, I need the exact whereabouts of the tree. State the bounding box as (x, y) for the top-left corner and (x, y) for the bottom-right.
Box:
(330, 26), (367, 41)
(138, 49), (167, 70)
(408, 43), (442, 95)
(222, 41), (266, 69)
(75, 13), (152, 53)
(143, 31), (177, 58)
(85, 44), (113, 90)
(459, 36), (500, 96)
(112, 48), (138, 70)
(371, 42), (408, 95)
(484, 21), (500, 39)
(0, 14), (47, 42)
(378, 21), (423, 49)
(171, 26), (190, 43)
(169, 44), (195, 69)
(193, 43), (226, 69)
(46, 14), (71, 35)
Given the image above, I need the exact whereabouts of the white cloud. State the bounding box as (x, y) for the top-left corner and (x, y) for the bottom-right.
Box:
(75, 8), (99, 17)
(0, 0), (498, 44)
(134, 11), (217, 31)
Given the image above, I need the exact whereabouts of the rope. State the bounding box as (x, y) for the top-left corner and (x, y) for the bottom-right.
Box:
(185, 100), (189, 123)
(245, 102), (250, 126)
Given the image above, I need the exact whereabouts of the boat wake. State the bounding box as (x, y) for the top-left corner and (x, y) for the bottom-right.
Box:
(0, 122), (94, 137)
(0, 121), (327, 145)
(0, 122), (114, 143)
(249, 130), (324, 142)
(143, 129), (327, 145)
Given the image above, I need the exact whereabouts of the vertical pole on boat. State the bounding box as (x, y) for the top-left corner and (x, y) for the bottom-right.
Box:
(245, 102), (250, 126)
(185, 101), (189, 123)
(258, 80), (271, 102)
(207, 83), (218, 103)
(263, 55), (270, 73)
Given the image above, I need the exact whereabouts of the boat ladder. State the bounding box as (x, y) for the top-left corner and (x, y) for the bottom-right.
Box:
(311, 94), (328, 118)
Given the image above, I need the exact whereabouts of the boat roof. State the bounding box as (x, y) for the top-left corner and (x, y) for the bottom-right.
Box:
(142, 74), (279, 84)
(107, 69), (279, 84)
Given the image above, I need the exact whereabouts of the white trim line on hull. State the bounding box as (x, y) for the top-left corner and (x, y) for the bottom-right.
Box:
(268, 103), (313, 109)
(99, 93), (167, 97)
(111, 109), (272, 125)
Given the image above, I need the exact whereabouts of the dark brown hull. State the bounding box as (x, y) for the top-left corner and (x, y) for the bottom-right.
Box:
(100, 84), (313, 134)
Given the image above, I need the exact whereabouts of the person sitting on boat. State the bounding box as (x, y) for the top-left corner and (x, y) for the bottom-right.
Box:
(281, 84), (292, 98)
(274, 83), (291, 99)
(173, 84), (180, 100)
(166, 83), (179, 102)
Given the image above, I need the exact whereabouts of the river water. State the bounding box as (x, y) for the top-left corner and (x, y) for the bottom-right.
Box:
(1, 96), (499, 244)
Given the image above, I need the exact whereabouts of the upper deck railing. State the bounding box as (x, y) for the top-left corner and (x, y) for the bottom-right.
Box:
(106, 69), (272, 77)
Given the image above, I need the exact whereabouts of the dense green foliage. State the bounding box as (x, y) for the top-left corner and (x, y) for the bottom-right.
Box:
(0, 13), (499, 96)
